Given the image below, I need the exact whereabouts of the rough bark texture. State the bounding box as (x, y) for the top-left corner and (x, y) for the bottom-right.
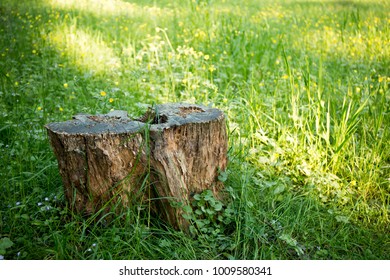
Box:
(45, 103), (227, 230)
(45, 111), (147, 216)
(148, 104), (227, 229)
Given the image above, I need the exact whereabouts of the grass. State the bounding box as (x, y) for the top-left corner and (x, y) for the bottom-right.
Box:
(0, 0), (389, 260)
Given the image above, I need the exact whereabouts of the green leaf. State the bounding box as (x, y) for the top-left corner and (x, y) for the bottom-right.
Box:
(203, 190), (214, 201)
(218, 171), (228, 182)
(0, 237), (14, 255)
(21, 214), (30, 220)
(182, 205), (192, 213)
(182, 213), (193, 220)
(214, 201), (223, 211)
(273, 184), (285, 195)
(196, 220), (205, 228)
(159, 239), (171, 247)
(189, 225), (197, 235)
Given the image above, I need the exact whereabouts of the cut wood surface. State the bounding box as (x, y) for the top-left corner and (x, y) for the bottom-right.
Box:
(45, 103), (228, 230)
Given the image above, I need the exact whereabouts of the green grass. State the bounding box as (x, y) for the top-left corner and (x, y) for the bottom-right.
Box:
(0, 0), (389, 260)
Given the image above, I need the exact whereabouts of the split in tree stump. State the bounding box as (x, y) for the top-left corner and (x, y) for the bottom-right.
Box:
(45, 103), (228, 230)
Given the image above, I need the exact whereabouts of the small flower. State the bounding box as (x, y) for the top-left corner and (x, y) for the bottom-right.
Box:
(100, 91), (107, 97)
(37, 106), (42, 111)
(45, 197), (49, 201)
(63, 83), (68, 88)
(92, 243), (97, 247)
(209, 65), (216, 72)
(190, 84), (198, 90)
(204, 54), (210, 60)
(16, 201), (21, 206)
(37, 202), (43, 206)
(109, 98), (114, 103)
(59, 107), (64, 112)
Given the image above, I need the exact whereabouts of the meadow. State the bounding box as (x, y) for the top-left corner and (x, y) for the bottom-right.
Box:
(0, 0), (389, 260)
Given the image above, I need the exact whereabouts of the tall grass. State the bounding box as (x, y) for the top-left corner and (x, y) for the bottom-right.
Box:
(0, 0), (389, 259)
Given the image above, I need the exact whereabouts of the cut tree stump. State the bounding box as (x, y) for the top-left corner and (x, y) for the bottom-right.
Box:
(45, 103), (228, 230)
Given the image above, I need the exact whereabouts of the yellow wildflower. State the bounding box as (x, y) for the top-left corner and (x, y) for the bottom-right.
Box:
(209, 65), (216, 72)
(109, 98), (114, 103)
(100, 91), (107, 97)
(63, 83), (68, 88)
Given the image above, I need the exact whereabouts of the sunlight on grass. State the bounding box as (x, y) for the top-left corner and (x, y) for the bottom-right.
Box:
(250, 3), (291, 24)
(48, 25), (121, 75)
(47, 0), (172, 18)
(298, 16), (390, 62)
(48, 0), (136, 15)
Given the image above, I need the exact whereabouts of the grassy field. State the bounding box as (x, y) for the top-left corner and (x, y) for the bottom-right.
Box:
(0, 0), (389, 260)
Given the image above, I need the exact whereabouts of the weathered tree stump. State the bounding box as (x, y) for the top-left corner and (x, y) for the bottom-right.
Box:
(45, 110), (147, 216)
(45, 103), (227, 230)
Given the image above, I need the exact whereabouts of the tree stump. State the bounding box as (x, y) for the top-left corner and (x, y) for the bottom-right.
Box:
(45, 103), (228, 230)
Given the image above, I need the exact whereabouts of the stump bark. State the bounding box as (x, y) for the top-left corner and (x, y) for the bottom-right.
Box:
(45, 103), (227, 230)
